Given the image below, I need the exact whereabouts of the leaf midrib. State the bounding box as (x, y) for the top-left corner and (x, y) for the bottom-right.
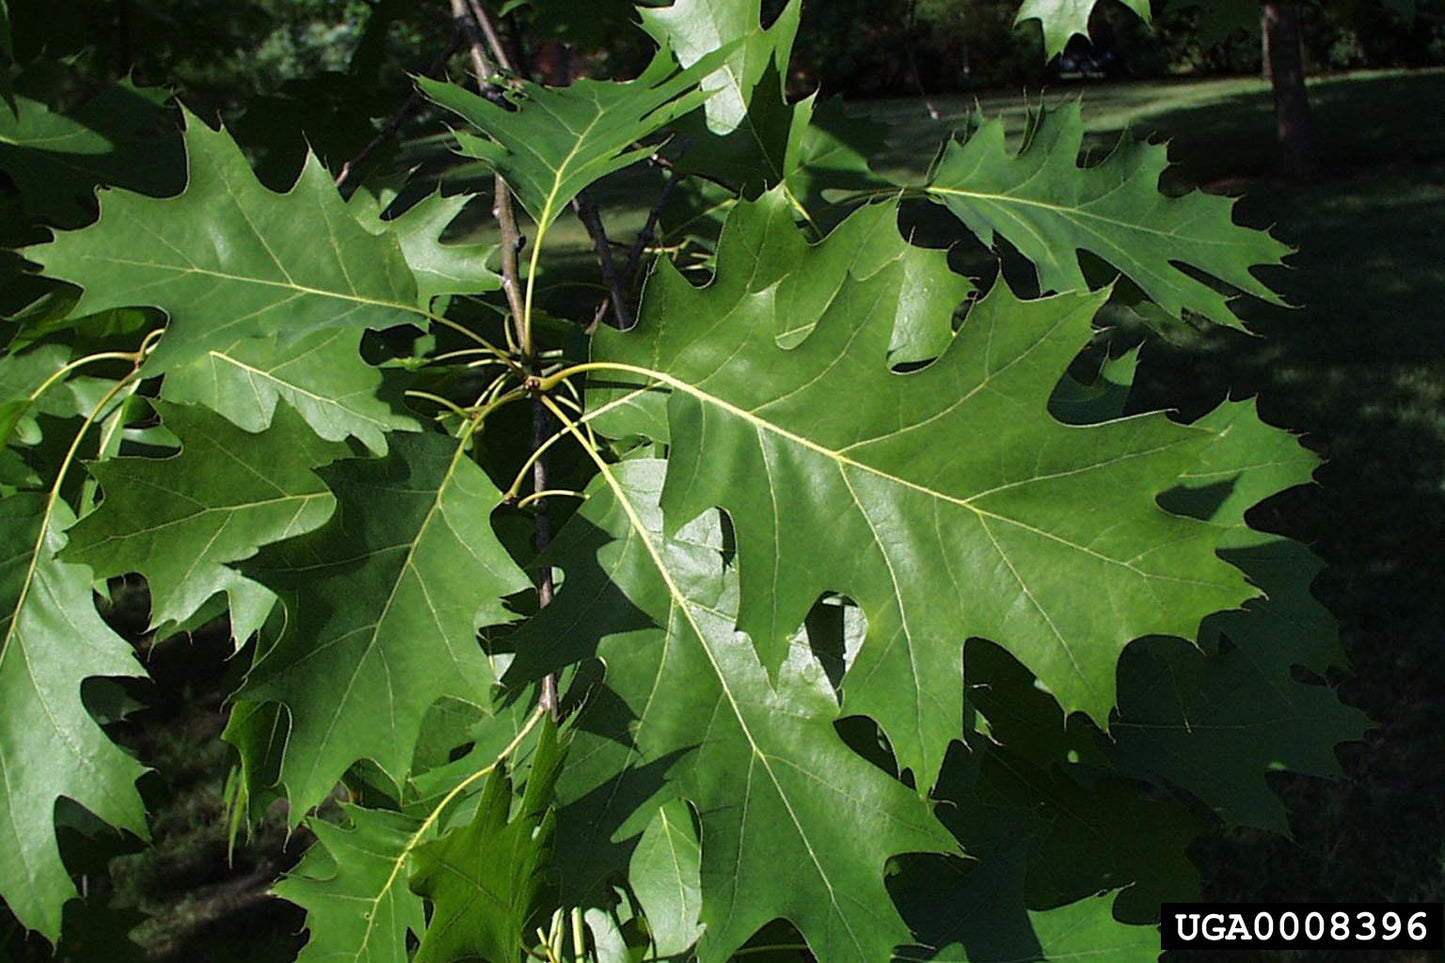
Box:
(70, 253), (423, 319)
(615, 364), (1208, 579)
(927, 184), (1241, 248)
(584, 454), (867, 957)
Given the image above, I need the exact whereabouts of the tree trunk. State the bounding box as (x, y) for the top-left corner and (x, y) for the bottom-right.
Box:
(1261, 0), (1317, 178)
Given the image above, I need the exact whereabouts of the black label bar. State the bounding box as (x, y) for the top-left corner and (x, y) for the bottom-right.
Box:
(1160, 903), (1444, 950)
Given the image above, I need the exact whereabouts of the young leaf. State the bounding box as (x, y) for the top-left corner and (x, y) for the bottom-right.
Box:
(237, 431), (531, 817)
(26, 110), (420, 371)
(160, 329), (419, 455)
(410, 722), (567, 963)
(590, 190), (1254, 785)
(926, 102), (1290, 330)
(63, 401), (349, 642)
(508, 460), (955, 963)
(418, 44), (728, 234)
(271, 804), (426, 963)
(0, 498), (148, 942)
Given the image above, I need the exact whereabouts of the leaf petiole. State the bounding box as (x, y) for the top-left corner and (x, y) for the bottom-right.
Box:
(514, 488), (586, 511)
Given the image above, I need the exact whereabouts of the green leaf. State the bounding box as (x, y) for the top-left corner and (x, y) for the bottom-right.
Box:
(352, 191), (501, 306)
(590, 193), (972, 443)
(1114, 630), (1367, 834)
(0, 497), (148, 942)
(926, 103), (1290, 330)
(63, 400), (349, 642)
(639, 1), (809, 197)
(419, 45), (727, 235)
(786, 99), (897, 223)
(895, 735), (1197, 961)
(0, 341), (122, 451)
(1109, 401), (1368, 831)
(590, 190), (1254, 785)
(237, 430), (531, 817)
(629, 799), (703, 958)
(639, 0), (800, 136)
(160, 329), (419, 455)
(26, 109), (420, 372)
(0, 82), (182, 228)
(1014, 0), (1152, 59)
(272, 804), (426, 963)
(508, 460), (954, 963)
(410, 721), (566, 963)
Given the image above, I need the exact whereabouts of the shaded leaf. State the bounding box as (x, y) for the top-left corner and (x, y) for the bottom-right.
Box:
(411, 721), (566, 963)
(64, 400), (349, 642)
(238, 431), (531, 817)
(0, 82), (182, 228)
(1110, 401), (1369, 831)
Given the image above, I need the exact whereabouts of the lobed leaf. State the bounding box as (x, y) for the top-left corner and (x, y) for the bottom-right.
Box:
(410, 722), (566, 963)
(238, 431), (531, 817)
(508, 460), (955, 963)
(0, 498), (148, 941)
(272, 804), (426, 963)
(1015, 0), (1152, 59)
(26, 110), (420, 371)
(591, 189), (1255, 786)
(639, 0), (799, 135)
(160, 329), (419, 456)
(64, 400), (349, 643)
(419, 44), (728, 234)
(350, 190), (502, 306)
(1111, 402), (1369, 831)
(0, 81), (182, 228)
(927, 102), (1290, 330)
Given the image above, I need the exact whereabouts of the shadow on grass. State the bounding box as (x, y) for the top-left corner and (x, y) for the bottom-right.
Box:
(1124, 155), (1445, 959)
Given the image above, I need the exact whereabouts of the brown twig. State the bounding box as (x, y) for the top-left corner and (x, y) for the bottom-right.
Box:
(531, 401), (558, 717)
(335, 34), (463, 189)
(619, 147), (687, 292)
(449, 0), (527, 343)
(455, 0), (561, 719)
(574, 195), (633, 329)
(466, 0), (516, 72)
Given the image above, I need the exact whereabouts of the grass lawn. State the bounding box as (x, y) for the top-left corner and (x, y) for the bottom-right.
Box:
(66, 68), (1444, 962)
